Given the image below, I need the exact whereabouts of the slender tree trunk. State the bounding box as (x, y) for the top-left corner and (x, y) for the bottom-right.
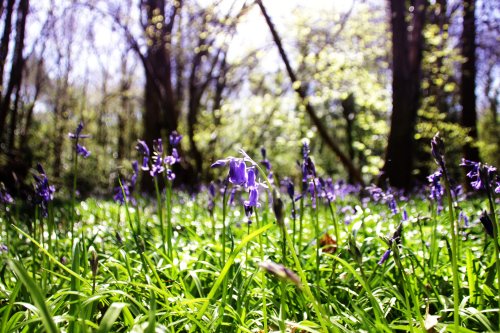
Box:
(382, 0), (428, 190)
(256, 0), (364, 185)
(460, 0), (480, 166)
(342, 93), (356, 183)
(0, 0), (29, 142)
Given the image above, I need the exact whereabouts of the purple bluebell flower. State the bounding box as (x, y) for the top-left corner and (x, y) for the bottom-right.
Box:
(388, 195), (398, 215)
(247, 168), (256, 188)
(260, 147), (272, 171)
(169, 131), (182, 147)
(136, 140), (150, 171)
(166, 169), (175, 181)
(378, 249), (392, 265)
(402, 209), (408, 222)
(378, 223), (403, 265)
(76, 144), (90, 158)
(68, 121), (90, 140)
(460, 159), (498, 192)
(33, 163), (55, 217)
(245, 187), (260, 208)
(69, 122), (91, 157)
(0, 186), (13, 204)
(427, 170), (444, 213)
(229, 159), (247, 186)
(367, 185), (384, 202)
(459, 211), (469, 228)
(114, 183), (130, 205)
(0, 244), (8, 254)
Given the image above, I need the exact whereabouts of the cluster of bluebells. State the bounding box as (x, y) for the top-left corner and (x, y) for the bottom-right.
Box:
(33, 164), (55, 217)
(366, 185), (399, 215)
(114, 161), (139, 205)
(293, 142), (320, 208)
(136, 131), (182, 180)
(460, 159), (500, 194)
(211, 155), (264, 222)
(427, 170), (444, 213)
(69, 121), (91, 158)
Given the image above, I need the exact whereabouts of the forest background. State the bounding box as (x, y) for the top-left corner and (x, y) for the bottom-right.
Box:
(0, 0), (498, 195)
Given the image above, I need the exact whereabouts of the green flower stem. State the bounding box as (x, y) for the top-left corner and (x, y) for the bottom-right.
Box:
(165, 181), (173, 260)
(485, 182), (500, 331)
(441, 167), (460, 328)
(154, 178), (166, 254)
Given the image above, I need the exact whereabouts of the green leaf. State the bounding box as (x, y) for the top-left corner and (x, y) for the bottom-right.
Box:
(7, 259), (60, 333)
(96, 302), (127, 333)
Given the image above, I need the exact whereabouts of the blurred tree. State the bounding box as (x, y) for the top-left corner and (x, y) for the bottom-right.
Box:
(257, 0), (364, 184)
(382, 0), (428, 190)
(0, 0), (29, 151)
(460, 0), (480, 169)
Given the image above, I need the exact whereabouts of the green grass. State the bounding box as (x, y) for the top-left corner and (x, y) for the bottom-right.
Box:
(0, 189), (498, 332)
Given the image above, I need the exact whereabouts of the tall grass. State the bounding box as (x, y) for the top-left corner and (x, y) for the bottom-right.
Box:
(0, 153), (499, 332)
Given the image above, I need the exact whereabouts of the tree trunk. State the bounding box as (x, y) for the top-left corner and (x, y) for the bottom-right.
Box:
(256, 0), (364, 185)
(460, 0), (480, 166)
(0, 0), (28, 143)
(382, 0), (428, 190)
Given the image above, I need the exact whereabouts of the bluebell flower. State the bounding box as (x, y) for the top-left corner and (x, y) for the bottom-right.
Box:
(427, 171), (444, 213)
(114, 183), (130, 205)
(0, 185), (13, 205)
(247, 168), (256, 188)
(460, 159), (498, 192)
(378, 223), (403, 265)
(166, 169), (175, 181)
(260, 147), (272, 171)
(245, 188), (260, 208)
(33, 163), (55, 217)
(69, 122), (91, 157)
(0, 244), (8, 254)
(229, 159), (247, 186)
(136, 140), (150, 171)
(378, 249), (392, 265)
(76, 144), (90, 158)
(169, 131), (182, 147)
(459, 211), (469, 228)
(68, 121), (90, 140)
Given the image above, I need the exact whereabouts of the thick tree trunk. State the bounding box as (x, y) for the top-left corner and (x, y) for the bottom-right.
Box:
(382, 0), (427, 190)
(460, 0), (480, 164)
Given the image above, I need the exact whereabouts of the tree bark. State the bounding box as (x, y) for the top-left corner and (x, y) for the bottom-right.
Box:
(0, 0), (28, 142)
(382, 0), (428, 190)
(460, 0), (480, 165)
(256, 0), (364, 185)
